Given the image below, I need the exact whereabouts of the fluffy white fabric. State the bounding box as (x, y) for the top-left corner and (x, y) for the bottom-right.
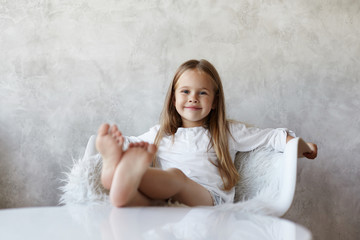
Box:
(59, 148), (282, 213)
(234, 147), (282, 202)
(59, 154), (110, 206)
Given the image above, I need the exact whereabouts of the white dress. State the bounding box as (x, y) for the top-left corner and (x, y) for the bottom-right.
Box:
(124, 122), (295, 204)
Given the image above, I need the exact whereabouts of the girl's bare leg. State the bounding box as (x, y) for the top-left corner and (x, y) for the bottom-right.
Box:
(96, 124), (125, 189)
(139, 168), (214, 206)
(109, 142), (157, 207)
(108, 144), (213, 207)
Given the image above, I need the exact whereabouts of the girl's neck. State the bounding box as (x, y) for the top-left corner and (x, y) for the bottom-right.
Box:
(181, 119), (206, 128)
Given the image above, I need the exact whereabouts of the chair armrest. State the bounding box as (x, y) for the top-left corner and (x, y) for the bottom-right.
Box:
(270, 137), (307, 217)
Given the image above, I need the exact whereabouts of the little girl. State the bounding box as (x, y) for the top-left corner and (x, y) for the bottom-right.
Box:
(96, 59), (317, 207)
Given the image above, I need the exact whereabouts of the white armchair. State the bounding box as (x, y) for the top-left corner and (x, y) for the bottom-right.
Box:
(60, 136), (311, 217)
(232, 137), (311, 217)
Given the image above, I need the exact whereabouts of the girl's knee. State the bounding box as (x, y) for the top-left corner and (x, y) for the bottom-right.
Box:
(110, 191), (129, 207)
(166, 168), (187, 183)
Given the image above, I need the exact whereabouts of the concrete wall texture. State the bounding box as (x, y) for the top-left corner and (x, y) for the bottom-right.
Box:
(0, 0), (359, 239)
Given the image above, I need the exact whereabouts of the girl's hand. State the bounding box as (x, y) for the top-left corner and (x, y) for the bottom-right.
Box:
(303, 142), (318, 159)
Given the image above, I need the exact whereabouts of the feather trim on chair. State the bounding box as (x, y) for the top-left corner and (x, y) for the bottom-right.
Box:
(234, 147), (282, 202)
(59, 154), (110, 206)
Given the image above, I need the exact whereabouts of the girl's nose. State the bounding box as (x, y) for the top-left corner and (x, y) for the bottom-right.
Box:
(189, 98), (198, 103)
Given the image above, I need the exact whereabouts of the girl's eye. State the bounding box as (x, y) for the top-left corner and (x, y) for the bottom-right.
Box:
(200, 91), (208, 95)
(182, 90), (190, 94)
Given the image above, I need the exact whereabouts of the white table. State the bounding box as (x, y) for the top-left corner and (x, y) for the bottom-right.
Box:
(0, 205), (311, 240)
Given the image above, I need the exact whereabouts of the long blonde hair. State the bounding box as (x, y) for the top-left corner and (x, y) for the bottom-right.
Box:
(154, 59), (239, 191)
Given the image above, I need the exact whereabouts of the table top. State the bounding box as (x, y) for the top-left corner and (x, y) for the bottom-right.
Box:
(0, 205), (311, 240)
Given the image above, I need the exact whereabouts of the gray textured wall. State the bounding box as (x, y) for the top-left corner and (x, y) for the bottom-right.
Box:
(0, 0), (359, 239)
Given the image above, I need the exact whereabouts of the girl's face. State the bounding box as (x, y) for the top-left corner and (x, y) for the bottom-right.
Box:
(174, 69), (216, 128)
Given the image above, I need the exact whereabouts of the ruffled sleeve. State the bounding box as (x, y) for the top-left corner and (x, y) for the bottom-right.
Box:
(229, 122), (296, 152)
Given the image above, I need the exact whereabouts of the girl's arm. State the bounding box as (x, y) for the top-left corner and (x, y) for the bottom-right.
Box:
(286, 134), (318, 159)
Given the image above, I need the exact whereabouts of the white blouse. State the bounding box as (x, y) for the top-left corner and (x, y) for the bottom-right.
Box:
(124, 122), (295, 204)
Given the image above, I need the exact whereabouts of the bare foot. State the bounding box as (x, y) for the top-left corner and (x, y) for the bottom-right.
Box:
(96, 123), (124, 189)
(110, 142), (157, 207)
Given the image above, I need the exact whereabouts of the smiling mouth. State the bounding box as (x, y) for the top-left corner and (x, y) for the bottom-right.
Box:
(185, 107), (201, 110)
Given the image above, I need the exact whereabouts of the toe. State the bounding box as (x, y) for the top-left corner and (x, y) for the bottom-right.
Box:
(147, 144), (157, 154)
(110, 125), (117, 134)
(117, 136), (124, 147)
(98, 124), (110, 136)
(114, 131), (120, 140)
(138, 142), (146, 148)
